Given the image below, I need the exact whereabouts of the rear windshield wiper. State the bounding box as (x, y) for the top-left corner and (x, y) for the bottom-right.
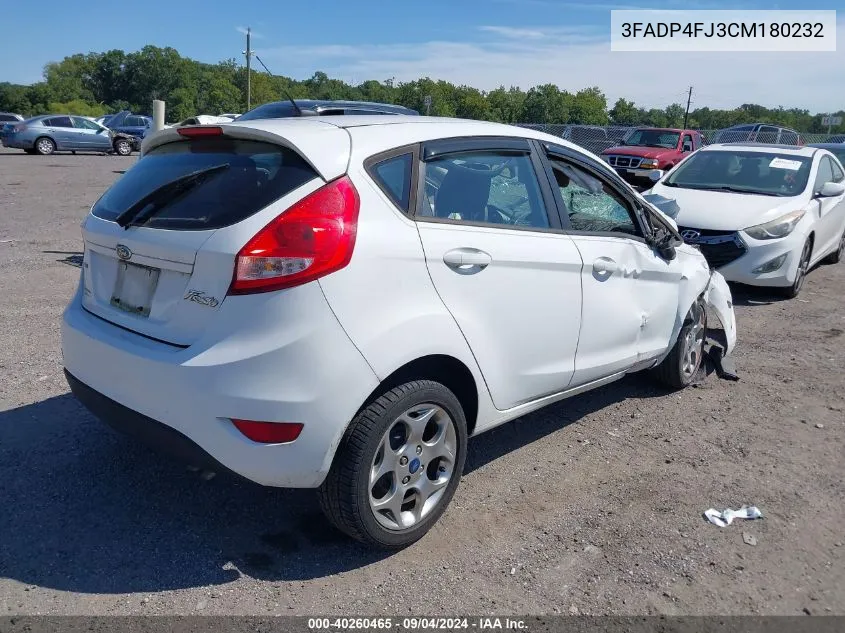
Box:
(115, 164), (230, 228)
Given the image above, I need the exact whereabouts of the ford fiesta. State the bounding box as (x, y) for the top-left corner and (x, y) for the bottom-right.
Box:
(62, 116), (737, 548)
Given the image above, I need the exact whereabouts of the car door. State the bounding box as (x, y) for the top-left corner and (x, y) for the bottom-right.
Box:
(43, 116), (76, 149)
(810, 155), (845, 260)
(70, 117), (109, 150)
(413, 137), (584, 411)
(541, 143), (685, 386)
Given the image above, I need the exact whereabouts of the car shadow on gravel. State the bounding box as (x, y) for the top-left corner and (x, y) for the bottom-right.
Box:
(0, 394), (392, 594)
(0, 366), (714, 595)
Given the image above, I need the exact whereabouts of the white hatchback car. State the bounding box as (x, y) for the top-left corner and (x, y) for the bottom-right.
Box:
(647, 143), (845, 298)
(62, 117), (737, 548)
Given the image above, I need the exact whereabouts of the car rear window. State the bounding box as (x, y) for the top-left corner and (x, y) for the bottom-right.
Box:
(91, 138), (318, 230)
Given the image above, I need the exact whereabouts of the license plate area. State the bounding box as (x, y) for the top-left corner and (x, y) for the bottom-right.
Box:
(110, 261), (160, 317)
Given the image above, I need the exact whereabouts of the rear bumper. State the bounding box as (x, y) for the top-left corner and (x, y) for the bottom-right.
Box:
(62, 281), (380, 488)
(1, 136), (31, 149)
(65, 369), (241, 478)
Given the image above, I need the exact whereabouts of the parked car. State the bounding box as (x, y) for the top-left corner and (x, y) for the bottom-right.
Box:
(237, 99), (419, 121)
(61, 116), (737, 548)
(0, 113), (25, 145)
(560, 125), (615, 155)
(810, 143), (845, 169)
(601, 128), (704, 188)
(647, 143), (845, 298)
(218, 113), (241, 120)
(106, 110), (153, 139)
(0, 112), (24, 124)
(1, 114), (135, 155)
(709, 123), (803, 146)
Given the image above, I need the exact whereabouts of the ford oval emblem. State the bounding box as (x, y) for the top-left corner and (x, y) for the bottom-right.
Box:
(116, 244), (132, 261)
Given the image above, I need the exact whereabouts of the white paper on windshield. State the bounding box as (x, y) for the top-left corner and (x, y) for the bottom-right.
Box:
(769, 158), (802, 171)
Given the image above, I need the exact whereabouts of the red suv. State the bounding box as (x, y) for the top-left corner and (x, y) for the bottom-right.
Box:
(601, 128), (703, 187)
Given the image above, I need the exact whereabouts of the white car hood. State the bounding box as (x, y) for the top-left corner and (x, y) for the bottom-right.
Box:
(649, 183), (804, 232)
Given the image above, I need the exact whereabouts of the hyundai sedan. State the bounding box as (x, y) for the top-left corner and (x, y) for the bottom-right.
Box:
(648, 143), (845, 298)
(62, 116), (737, 548)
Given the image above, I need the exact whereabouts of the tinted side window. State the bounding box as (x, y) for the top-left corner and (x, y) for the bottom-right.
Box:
(420, 152), (549, 229)
(779, 129), (799, 145)
(815, 157), (834, 192)
(370, 153), (413, 212)
(682, 134), (693, 152)
(0, 114), (17, 122)
(549, 158), (641, 237)
(48, 116), (74, 128)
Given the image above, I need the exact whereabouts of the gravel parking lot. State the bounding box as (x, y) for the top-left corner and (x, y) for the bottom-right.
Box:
(1, 147), (843, 617)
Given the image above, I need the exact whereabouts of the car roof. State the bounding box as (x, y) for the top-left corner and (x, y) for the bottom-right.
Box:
(809, 143), (845, 149)
(225, 114), (591, 157)
(701, 142), (817, 156)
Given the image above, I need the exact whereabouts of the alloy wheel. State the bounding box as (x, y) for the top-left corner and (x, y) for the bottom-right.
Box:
(369, 403), (458, 531)
(36, 138), (54, 155)
(681, 301), (706, 379)
(792, 240), (812, 295)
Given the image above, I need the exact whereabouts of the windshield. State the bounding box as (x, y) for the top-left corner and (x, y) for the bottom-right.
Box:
(91, 138), (317, 230)
(664, 150), (812, 197)
(622, 129), (680, 149)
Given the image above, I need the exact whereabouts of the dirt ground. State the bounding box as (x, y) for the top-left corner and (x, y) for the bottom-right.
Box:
(0, 148), (842, 616)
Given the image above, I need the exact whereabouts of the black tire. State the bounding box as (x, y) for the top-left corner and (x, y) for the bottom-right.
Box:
(34, 136), (55, 155)
(651, 297), (707, 390)
(113, 138), (132, 156)
(779, 238), (812, 299)
(823, 230), (845, 264)
(318, 380), (468, 549)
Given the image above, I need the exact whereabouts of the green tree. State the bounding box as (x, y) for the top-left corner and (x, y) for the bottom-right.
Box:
(609, 98), (638, 126)
(569, 87), (608, 125)
(664, 103), (685, 127)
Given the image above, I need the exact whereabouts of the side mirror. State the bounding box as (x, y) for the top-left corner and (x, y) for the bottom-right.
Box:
(818, 181), (845, 198)
(648, 169), (664, 183)
(654, 227), (681, 261)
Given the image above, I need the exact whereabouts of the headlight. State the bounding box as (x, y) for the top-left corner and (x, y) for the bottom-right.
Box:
(744, 210), (805, 240)
(640, 159), (659, 169)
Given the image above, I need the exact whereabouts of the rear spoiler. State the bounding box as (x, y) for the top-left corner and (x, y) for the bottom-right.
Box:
(140, 122), (351, 182)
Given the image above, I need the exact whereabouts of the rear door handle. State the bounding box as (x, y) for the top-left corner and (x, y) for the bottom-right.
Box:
(443, 248), (492, 273)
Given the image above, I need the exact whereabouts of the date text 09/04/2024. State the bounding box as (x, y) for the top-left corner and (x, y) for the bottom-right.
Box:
(308, 617), (528, 630)
(620, 21), (825, 38)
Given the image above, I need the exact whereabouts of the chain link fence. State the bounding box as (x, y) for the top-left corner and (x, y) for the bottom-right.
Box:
(517, 123), (843, 156)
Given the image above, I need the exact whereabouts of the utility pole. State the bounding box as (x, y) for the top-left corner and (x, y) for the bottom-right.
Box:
(243, 27), (253, 111)
(683, 86), (693, 129)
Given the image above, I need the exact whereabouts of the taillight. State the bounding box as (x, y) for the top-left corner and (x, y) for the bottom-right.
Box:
(229, 175), (360, 295)
(177, 126), (223, 138)
(231, 419), (304, 444)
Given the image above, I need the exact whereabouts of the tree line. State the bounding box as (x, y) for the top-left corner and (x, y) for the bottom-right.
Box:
(0, 45), (842, 134)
